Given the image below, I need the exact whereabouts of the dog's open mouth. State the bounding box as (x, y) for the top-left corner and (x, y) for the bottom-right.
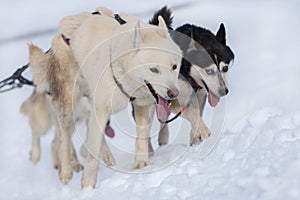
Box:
(144, 80), (171, 122)
(201, 80), (220, 107)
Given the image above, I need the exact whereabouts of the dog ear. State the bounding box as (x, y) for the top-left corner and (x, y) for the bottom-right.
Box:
(187, 26), (196, 52)
(157, 15), (169, 38)
(216, 23), (226, 45)
(133, 20), (143, 49)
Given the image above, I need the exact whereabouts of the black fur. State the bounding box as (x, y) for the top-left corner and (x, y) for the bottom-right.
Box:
(148, 6), (173, 30)
(149, 6), (235, 74)
(174, 24), (234, 67)
(216, 23), (226, 45)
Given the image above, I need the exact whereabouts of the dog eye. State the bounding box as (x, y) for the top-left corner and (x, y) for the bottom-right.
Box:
(205, 69), (214, 75)
(172, 65), (177, 70)
(150, 67), (160, 74)
(222, 66), (228, 73)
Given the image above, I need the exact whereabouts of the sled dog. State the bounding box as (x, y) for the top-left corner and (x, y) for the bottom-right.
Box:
(148, 6), (235, 145)
(28, 7), (182, 188)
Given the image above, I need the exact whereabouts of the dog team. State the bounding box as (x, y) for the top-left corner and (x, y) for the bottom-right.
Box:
(20, 6), (234, 188)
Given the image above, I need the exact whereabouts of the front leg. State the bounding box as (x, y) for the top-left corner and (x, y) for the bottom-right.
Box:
(158, 123), (169, 146)
(133, 103), (154, 169)
(101, 138), (116, 166)
(81, 112), (107, 189)
(181, 92), (211, 145)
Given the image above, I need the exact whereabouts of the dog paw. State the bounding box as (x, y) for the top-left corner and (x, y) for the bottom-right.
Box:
(190, 124), (211, 145)
(101, 150), (116, 166)
(199, 125), (211, 141)
(133, 161), (150, 170)
(81, 172), (97, 189)
(59, 164), (73, 185)
(29, 149), (40, 165)
(72, 162), (84, 172)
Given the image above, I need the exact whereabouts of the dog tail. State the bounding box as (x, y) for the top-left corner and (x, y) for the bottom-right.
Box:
(149, 6), (173, 30)
(28, 44), (50, 93)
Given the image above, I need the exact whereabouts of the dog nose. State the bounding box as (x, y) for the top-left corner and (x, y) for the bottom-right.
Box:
(167, 88), (179, 99)
(219, 87), (229, 96)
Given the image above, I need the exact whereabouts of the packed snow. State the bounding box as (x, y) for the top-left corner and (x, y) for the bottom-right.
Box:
(0, 0), (299, 199)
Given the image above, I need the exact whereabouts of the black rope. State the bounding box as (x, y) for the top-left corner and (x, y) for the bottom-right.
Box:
(144, 80), (158, 104)
(165, 111), (182, 123)
(0, 64), (34, 93)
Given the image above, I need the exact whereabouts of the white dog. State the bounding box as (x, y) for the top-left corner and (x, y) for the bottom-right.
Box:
(28, 8), (182, 188)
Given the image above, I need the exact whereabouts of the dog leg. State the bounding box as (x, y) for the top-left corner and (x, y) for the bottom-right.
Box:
(80, 120), (89, 158)
(56, 115), (74, 185)
(197, 89), (207, 117)
(182, 92), (211, 145)
(148, 139), (154, 156)
(133, 104), (154, 169)
(81, 112), (107, 189)
(29, 133), (41, 165)
(70, 141), (84, 172)
(158, 123), (169, 146)
(80, 120), (115, 166)
(51, 131), (60, 170)
(100, 139), (115, 166)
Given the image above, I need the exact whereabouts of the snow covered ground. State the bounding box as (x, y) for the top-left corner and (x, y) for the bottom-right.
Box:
(0, 0), (299, 199)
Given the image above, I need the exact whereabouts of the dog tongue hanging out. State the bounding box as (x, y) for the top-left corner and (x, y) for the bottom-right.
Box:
(155, 95), (171, 122)
(208, 91), (220, 107)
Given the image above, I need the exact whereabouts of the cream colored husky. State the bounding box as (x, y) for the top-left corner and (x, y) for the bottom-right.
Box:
(27, 7), (182, 188)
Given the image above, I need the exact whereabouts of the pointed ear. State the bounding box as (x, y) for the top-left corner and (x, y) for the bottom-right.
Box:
(133, 20), (143, 49)
(216, 23), (226, 45)
(157, 16), (169, 38)
(187, 26), (196, 52)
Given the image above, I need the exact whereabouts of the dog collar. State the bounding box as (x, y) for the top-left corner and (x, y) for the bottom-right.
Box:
(111, 73), (136, 102)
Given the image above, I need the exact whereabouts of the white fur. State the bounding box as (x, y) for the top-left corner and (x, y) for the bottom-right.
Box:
(69, 13), (182, 188)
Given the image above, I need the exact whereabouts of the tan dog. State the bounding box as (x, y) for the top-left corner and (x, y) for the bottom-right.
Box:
(20, 89), (86, 172)
(22, 8), (118, 185)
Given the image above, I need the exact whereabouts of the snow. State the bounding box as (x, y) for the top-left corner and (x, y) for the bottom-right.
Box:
(0, 1), (300, 200)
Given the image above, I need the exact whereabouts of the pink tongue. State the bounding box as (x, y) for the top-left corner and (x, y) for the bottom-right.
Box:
(155, 95), (171, 122)
(105, 125), (115, 138)
(208, 91), (220, 107)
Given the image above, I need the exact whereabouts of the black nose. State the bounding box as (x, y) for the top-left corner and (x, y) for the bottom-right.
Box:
(167, 88), (179, 99)
(219, 88), (229, 96)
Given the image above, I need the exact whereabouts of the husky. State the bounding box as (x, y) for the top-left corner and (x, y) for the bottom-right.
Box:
(148, 6), (235, 146)
(20, 89), (87, 172)
(20, 88), (116, 169)
(28, 7), (182, 188)
(27, 35), (117, 184)
(22, 8), (118, 178)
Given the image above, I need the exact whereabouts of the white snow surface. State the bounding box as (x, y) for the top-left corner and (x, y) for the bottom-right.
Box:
(0, 1), (300, 200)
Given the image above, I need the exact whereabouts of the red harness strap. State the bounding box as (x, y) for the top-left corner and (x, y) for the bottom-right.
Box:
(164, 104), (189, 124)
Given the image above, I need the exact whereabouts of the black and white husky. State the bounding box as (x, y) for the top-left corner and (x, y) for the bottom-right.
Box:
(148, 6), (235, 145)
